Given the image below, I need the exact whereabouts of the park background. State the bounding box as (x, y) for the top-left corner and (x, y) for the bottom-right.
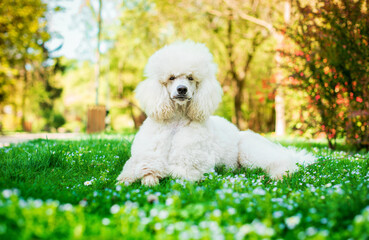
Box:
(1, 1), (369, 239)
(0, 0), (368, 150)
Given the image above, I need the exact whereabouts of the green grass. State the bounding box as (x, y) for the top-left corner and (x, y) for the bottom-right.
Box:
(0, 135), (369, 239)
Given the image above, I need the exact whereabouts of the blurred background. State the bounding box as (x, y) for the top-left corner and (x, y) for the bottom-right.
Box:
(0, 0), (368, 149)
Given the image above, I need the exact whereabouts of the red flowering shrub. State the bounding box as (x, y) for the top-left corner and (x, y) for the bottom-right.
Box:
(287, 0), (369, 149)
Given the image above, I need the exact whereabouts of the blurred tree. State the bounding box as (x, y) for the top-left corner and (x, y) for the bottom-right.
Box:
(106, 0), (176, 129)
(79, 0), (103, 105)
(287, 0), (369, 149)
(90, 0), (289, 132)
(0, 0), (63, 131)
(150, 0), (282, 131)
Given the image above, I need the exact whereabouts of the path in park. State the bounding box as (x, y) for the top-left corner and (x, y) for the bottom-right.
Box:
(0, 133), (83, 147)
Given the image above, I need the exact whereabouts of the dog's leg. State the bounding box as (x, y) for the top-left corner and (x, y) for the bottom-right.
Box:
(140, 163), (163, 186)
(167, 151), (215, 182)
(116, 157), (138, 185)
(117, 157), (165, 186)
(169, 166), (205, 182)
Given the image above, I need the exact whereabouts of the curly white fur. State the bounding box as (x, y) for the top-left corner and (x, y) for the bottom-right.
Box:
(117, 40), (315, 186)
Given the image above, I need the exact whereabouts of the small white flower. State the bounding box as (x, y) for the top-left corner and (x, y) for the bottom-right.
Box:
(252, 188), (266, 196)
(236, 224), (252, 239)
(252, 219), (275, 236)
(46, 208), (53, 216)
(18, 199), (27, 208)
(102, 218), (110, 225)
(158, 210), (169, 219)
(165, 198), (174, 206)
(154, 223), (162, 230)
(110, 204), (120, 214)
(272, 211), (284, 218)
(115, 185), (122, 191)
(79, 200), (88, 207)
(150, 208), (159, 217)
(166, 224), (175, 234)
(60, 203), (73, 212)
(34, 199), (43, 208)
(227, 208), (236, 215)
(2, 189), (12, 198)
(84, 180), (93, 186)
(213, 209), (222, 217)
(306, 227), (317, 236)
(285, 215), (301, 229)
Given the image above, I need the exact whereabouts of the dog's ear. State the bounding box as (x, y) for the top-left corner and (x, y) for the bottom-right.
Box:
(135, 78), (174, 121)
(187, 76), (223, 122)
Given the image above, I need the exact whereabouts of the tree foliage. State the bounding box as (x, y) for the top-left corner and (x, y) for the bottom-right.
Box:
(0, 0), (63, 131)
(105, 0), (283, 131)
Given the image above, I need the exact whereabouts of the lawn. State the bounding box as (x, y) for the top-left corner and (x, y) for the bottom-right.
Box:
(0, 135), (369, 239)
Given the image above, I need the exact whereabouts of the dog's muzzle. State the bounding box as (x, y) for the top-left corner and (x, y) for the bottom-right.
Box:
(173, 85), (191, 101)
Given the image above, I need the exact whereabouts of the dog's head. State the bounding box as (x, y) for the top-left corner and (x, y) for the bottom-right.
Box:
(135, 40), (222, 122)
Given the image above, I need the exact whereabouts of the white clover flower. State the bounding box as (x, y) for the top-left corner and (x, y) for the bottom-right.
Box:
(2, 189), (12, 198)
(227, 208), (236, 215)
(285, 215), (301, 229)
(60, 203), (73, 212)
(252, 188), (266, 196)
(102, 218), (110, 225)
(141, 217), (151, 225)
(175, 221), (186, 231)
(45, 208), (53, 216)
(158, 210), (169, 219)
(272, 211), (284, 218)
(166, 224), (175, 234)
(115, 185), (122, 191)
(79, 200), (88, 207)
(306, 227), (317, 236)
(154, 223), (162, 230)
(18, 199), (27, 208)
(165, 198), (174, 206)
(252, 220), (275, 236)
(150, 208), (159, 217)
(110, 204), (120, 214)
(213, 209), (222, 217)
(236, 224), (252, 240)
(34, 199), (43, 208)
(179, 231), (190, 240)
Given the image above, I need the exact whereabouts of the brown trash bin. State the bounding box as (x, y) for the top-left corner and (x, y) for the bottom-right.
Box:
(87, 105), (106, 133)
(23, 121), (32, 132)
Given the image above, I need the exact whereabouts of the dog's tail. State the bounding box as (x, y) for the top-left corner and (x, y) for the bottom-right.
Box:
(238, 130), (316, 179)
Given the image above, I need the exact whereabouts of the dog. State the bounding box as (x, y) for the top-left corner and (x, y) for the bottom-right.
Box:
(117, 40), (315, 186)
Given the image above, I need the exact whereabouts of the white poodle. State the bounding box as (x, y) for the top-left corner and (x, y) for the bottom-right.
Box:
(117, 41), (315, 186)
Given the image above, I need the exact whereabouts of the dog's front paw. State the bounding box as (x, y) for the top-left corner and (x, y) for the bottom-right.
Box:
(116, 174), (135, 186)
(141, 174), (159, 187)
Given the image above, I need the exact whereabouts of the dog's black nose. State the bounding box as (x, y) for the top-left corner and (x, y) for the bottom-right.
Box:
(177, 85), (187, 95)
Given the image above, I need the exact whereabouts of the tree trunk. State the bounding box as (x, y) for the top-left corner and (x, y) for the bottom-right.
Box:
(21, 60), (28, 130)
(95, 0), (102, 105)
(226, 10), (243, 128)
(275, 76), (286, 136)
(274, 0), (290, 136)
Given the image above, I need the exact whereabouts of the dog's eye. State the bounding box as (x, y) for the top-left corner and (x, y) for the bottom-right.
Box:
(188, 76), (194, 81)
(169, 76), (175, 80)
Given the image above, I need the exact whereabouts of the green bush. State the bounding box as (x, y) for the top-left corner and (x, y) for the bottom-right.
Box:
(287, 0), (369, 149)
